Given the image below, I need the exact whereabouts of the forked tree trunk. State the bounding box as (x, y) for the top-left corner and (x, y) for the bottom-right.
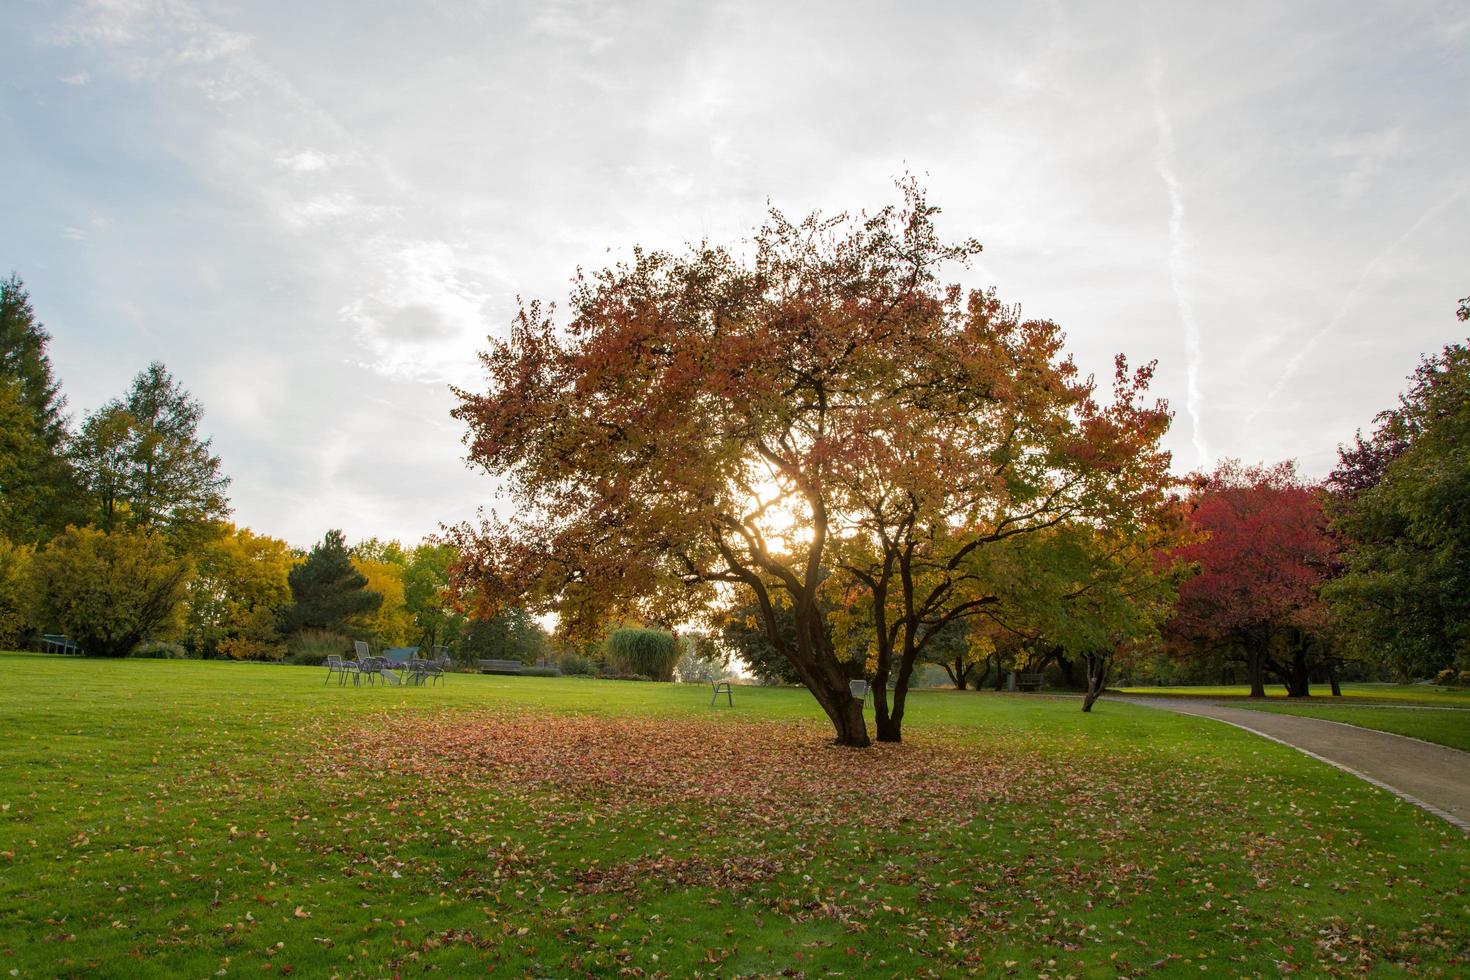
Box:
(954, 655), (971, 690)
(941, 655), (970, 690)
(1081, 652), (1110, 713)
(1275, 643), (1313, 698)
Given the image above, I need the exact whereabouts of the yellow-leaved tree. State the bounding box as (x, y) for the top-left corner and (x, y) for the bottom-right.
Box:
(351, 557), (413, 647)
(186, 524), (295, 660)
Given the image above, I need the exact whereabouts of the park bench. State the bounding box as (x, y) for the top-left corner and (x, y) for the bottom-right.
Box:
(41, 634), (80, 655)
(710, 678), (734, 706)
(1013, 672), (1046, 692)
(478, 659), (527, 675)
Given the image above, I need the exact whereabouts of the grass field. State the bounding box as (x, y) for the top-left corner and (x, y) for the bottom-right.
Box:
(3, 653), (1468, 977)
(1114, 682), (1470, 706)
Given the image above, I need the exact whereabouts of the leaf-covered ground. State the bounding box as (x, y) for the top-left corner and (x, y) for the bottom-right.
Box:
(2, 653), (1468, 977)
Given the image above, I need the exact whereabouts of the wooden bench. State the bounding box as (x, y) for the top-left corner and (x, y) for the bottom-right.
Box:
(478, 659), (527, 675)
(41, 634), (80, 655)
(1014, 672), (1045, 692)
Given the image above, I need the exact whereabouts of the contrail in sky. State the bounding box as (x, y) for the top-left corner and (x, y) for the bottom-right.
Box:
(1246, 183), (1468, 424)
(1148, 55), (1209, 467)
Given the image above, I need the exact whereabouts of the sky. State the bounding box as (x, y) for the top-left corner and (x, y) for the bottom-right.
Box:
(2, 0), (1467, 549)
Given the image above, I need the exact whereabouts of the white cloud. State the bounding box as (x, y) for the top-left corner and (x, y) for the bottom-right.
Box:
(55, 0), (252, 80)
(12, 0), (1470, 543)
(275, 149), (345, 174)
(280, 192), (396, 229)
(1331, 128), (1402, 202)
(338, 238), (498, 383)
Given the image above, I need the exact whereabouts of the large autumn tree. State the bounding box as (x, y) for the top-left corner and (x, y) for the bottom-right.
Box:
(1167, 460), (1337, 697)
(449, 182), (1174, 745)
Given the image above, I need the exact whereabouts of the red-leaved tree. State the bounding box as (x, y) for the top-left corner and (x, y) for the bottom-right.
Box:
(1167, 460), (1337, 697)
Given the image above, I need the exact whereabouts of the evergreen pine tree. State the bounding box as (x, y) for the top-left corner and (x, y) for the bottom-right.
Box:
(284, 529), (383, 634)
(0, 274), (82, 540)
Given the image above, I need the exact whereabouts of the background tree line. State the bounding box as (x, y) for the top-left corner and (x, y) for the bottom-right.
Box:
(0, 273), (551, 664)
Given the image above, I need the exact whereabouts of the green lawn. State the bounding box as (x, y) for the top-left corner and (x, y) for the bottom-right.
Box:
(1226, 702), (1470, 753)
(3, 654), (1468, 976)
(1115, 681), (1470, 706)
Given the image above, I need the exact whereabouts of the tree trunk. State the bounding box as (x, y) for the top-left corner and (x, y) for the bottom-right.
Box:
(872, 682), (894, 741)
(826, 694), (870, 747)
(801, 662), (870, 747)
(1277, 642), (1312, 698)
(1246, 651), (1266, 698)
(875, 647), (920, 743)
(1328, 659), (1342, 697)
(1283, 667), (1311, 697)
(783, 601), (870, 747)
(1081, 652), (1110, 712)
(871, 646), (895, 742)
(941, 656), (969, 690)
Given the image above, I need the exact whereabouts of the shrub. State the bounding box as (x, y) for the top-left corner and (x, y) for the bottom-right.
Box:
(218, 634), (287, 662)
(31, 526), (192, 658)
(557, 651), (598, 675)
(133, 640), (188, 659)
(1460, 670), (1470, 686)
(0, 534), (36, 649)
(604, 628), (678, 681)
(287, 628), (352, 666)
(1437, 668), (1457, 686)
(521, 666), (561, 677)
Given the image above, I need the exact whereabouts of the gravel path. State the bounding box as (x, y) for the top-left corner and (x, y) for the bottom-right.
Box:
(1124, 697), (1470, 833)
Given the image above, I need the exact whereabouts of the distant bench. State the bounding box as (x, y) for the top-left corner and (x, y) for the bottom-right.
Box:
(41, 634), (81, 655)
(1014, 672), (1045, 692)
(478, 659), (528, 675)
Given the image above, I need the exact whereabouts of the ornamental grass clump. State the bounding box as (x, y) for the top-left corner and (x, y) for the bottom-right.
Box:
(604, 628), (678, 682)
